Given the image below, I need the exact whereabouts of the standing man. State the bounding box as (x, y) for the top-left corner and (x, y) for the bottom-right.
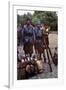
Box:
(34, 24), (44, 60)
(22, 19), (34, 58)
(44, 24), (50, 47)
(17, 24), (22, 46)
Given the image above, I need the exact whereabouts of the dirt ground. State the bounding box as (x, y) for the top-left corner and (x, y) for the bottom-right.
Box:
(17, 32), (58, 79)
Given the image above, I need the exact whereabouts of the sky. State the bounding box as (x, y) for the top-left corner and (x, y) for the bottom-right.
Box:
(17, 10), (58, 16)
(17, 10), (34, 15)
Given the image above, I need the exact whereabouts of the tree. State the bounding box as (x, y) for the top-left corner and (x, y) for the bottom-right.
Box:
(17, 11), (58, 31)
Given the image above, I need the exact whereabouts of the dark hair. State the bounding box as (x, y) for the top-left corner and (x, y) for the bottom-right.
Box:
(26, 18), (31, 22)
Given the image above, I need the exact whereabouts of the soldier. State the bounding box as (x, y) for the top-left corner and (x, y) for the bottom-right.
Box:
(22, 19), (34, 58)
(44, 24), (50, 47)
(34, 23), (44, 60)
(17, 24), (23, 46)
(40, 24), (47, 62)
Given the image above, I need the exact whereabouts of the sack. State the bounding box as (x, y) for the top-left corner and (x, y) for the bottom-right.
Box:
(36, 60), (44, 73)
(17, 62), (27, 79)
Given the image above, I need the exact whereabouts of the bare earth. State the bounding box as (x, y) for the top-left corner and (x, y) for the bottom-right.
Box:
(18, 32), (58, 79)
(30, 33), (58, 79)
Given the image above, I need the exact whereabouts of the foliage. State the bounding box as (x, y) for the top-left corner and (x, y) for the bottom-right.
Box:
(17, 11), (58, 31)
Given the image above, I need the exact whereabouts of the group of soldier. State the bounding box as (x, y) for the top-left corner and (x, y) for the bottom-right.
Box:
(17, 18), (50, 63)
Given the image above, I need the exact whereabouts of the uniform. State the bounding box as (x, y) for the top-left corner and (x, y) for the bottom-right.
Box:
(22, 24), (34, 56)
(34, 26), (44, 59)
(17, 25), (22, 46)
(44, 27), (50, 47)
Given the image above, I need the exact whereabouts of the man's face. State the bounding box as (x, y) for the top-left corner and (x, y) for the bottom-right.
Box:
(37, 24), (40, 28)
(27, 20), (30, 25)
(45, 25), (48, 29)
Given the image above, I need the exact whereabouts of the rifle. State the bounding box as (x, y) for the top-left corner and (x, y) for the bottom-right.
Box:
(43, 33), (53, 72)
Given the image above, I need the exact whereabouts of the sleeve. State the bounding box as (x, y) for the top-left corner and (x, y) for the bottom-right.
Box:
(33, 28), (36, 43)
(22, 27), (25, 44)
